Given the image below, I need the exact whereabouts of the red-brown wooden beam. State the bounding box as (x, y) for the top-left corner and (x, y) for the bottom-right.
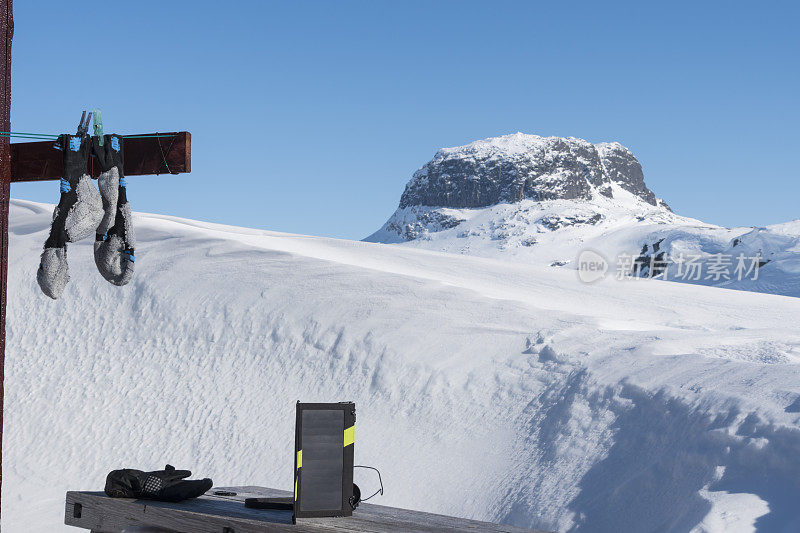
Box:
(10, 131), (191, 182)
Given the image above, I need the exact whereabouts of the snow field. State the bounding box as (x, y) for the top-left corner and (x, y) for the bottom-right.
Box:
(3, 199), (800, 532)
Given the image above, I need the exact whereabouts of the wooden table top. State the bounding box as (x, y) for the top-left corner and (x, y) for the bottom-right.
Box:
(65, 486), (547, 533)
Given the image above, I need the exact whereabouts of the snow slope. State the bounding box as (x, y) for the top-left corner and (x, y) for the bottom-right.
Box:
(366, 190), (800, 296)
(4, 198), (800, 532)
(366, 183), (716, 262)
(368, 198), (800, 298)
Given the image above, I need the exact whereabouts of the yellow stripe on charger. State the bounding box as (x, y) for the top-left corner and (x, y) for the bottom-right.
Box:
(344, 425), (355, 447)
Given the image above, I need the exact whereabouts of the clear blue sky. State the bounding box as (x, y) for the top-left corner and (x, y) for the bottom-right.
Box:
(10, 1), (799, 239)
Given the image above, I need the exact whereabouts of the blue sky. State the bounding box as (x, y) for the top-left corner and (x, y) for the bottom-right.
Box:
(10, 1), (799, 239)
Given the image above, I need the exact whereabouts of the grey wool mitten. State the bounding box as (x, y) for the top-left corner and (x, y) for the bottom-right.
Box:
(36, 247), (69, 300)
(93, 135), (135, 286)
(37, 134), (103, 299)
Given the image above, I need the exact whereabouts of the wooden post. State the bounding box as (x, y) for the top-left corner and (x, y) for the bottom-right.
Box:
(0, 0), (12, 525)
(0, 7), (192, 527)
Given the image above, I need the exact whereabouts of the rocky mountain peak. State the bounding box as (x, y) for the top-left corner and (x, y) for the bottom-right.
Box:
(399, 133), (664, 209)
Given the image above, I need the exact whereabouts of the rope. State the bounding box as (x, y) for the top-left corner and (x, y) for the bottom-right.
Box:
(0, 131), (59, 139)
(156, 132), (178, 174)
(0, 131), (178, 140)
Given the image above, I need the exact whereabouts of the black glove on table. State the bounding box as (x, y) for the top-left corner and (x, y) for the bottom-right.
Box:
(105, 464), (213, 503)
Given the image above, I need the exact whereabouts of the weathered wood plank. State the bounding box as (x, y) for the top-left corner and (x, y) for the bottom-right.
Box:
(65, 486), (547, 533)
(66, 490), (291, 533)
(10, 132), (191, 182)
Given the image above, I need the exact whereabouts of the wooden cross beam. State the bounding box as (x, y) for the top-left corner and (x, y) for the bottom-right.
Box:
(0, 0), (192, 523)
(10, 132), (191, 182)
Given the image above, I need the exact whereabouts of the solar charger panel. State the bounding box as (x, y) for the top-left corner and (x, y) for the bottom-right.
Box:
(293, 401), (356, 520)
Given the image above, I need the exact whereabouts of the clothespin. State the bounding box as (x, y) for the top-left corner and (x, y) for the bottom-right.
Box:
(55, 110), (92, 150)
(76, 110), (92, 137)
(93, 109), (104, 146)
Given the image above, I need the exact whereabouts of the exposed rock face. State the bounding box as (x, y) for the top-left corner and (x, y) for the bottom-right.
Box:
(380, 207), (465, 242)
(398, 133), (664, 209)
(596, 142), (657, 206)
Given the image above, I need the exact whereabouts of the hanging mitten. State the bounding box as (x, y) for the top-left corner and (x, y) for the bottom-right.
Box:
(55, 134), (103, 242)
(36, 244), (69, 300)
(92, 134), (135, 286)
(93, 135), (120, 236)
(104, 465), (213, 502)
(36, 134), (103, 299)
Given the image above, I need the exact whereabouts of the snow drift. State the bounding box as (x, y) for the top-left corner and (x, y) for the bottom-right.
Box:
(3, 198), (800, 532)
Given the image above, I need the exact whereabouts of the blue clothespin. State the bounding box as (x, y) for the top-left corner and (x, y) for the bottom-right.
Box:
(93, 109), (103, 146)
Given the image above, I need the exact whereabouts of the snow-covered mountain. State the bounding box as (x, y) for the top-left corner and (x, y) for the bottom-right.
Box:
(367, 133), (800, 298)
(4, 198), (800, 532)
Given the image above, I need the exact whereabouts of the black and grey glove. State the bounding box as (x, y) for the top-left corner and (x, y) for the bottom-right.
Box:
(92, 134), (135, 286)
(37, 134), (103, 299)
(104, 464), (213, 503)
(93, 134), (123, 236)
(55, 134), (103, 242)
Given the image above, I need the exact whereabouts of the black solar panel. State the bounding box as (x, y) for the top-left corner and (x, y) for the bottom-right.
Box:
(293, 402), (355, 520)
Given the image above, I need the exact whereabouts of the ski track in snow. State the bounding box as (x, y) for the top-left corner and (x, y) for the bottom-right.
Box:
(3, 199), (800, 532)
